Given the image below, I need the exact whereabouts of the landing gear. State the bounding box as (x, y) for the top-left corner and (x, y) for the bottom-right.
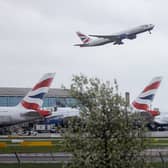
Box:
(113, 41), (124, 45)
(149, 31), (151, 34)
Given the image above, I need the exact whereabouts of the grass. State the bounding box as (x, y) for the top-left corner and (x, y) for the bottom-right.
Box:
(0, 163), (63, 168)
(1, 137), (168, 153)
(148, 138), (168, 148)
(0, 162), (167, 168)
(151, 162), (168, 168)
(0, 145), (65, 153)
(0, 139), (65, 153)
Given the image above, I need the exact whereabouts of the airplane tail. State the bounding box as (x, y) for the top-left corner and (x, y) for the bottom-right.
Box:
(76, 31), (92, 44)
(132, 76), (162, 117)
(18, 73), (55, 117)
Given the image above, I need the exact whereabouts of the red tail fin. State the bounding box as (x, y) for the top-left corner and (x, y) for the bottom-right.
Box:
(76, 31), (91, 44)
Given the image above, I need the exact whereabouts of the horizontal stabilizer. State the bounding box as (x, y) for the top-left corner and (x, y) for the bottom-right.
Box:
(74, 44), (82, 46)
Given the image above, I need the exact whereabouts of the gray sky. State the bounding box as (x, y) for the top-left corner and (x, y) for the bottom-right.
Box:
(0, 0), (167, 111)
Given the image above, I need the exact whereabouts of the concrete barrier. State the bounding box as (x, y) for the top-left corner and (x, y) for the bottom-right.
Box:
(21, 141), (53, 147)
(0, 142), (7, 148)
(11, 139), (24, 143)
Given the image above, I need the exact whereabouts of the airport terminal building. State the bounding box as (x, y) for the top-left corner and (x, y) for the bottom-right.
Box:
(0, 87), (78, 108)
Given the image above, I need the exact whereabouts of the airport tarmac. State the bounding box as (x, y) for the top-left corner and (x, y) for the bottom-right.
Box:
(0, 149), (168, 163)
(146, 131), (168, 137)
(0, 133), (62, 141)
(0, 131), (168, 139)
(0, 152), (72, 163)
(1, 132), (168, 163)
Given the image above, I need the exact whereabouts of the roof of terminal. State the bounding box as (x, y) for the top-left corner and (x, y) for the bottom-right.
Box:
(0, 87), (70, 97)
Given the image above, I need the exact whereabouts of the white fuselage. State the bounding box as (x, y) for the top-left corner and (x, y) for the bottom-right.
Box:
(87, 38), (111, 46)
(0, 106), (41, 127)
(81, 24), (154, 47)
(47, 107), (80, 119)
(154, 114), (168, 125)
(0, 72), (55, 127)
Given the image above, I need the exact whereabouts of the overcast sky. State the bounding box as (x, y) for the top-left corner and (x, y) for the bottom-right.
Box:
(0, 0), (167, 111)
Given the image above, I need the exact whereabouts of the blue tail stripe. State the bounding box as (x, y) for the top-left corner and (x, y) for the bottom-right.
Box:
(140, 94), (154, 101)
(29, 93), (45, 99)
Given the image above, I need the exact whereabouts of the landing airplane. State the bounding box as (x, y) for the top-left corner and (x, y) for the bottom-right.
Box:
(0, 73), (55, 127)
(74, 24), (154, 47)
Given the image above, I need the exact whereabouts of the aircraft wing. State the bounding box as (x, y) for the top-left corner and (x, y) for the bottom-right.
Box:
(89, 34), (118, 39)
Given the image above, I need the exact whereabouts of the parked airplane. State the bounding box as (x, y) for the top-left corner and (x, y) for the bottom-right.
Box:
(45, 107), (80, 126)
(129, 77), (168, 130)
(132, 76), (162, 118)
(74, 24), (154, 47)
(45, 76), (161, 127)
(154, 114), (168, 128)
(41, 76), (162, 128)
(0, 73), (55, 127)
(148, 109), (168, 131)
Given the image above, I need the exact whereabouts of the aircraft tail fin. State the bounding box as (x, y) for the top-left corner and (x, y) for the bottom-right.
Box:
(76, 31), (92, 44)
(18, 73), (55, 116)
(132, 76), (162, 115)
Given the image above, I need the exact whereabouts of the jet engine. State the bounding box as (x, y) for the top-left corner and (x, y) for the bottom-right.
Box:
(127, 34), (136, 40)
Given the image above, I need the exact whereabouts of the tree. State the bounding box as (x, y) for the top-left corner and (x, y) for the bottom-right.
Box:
(63, 74), (150, 168)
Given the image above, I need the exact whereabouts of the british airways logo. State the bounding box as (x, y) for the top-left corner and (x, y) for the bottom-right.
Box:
(132, 77), (162, 111)
(20, 73), (55, 110)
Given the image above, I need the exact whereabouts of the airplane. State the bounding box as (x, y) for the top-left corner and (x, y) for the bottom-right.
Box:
(132, 76), (162, 119)
(154, 114), (168, 125)
(153, 113), (168, 130)
(44, 107), (80, 126)
(0, 73), (55, 127)
(147, 109), (168, 131)
(74, 24), (154, 47)
(131, 76), (168, 130)
(44, 76), (161, 127)
(39, 76), (162, 129)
